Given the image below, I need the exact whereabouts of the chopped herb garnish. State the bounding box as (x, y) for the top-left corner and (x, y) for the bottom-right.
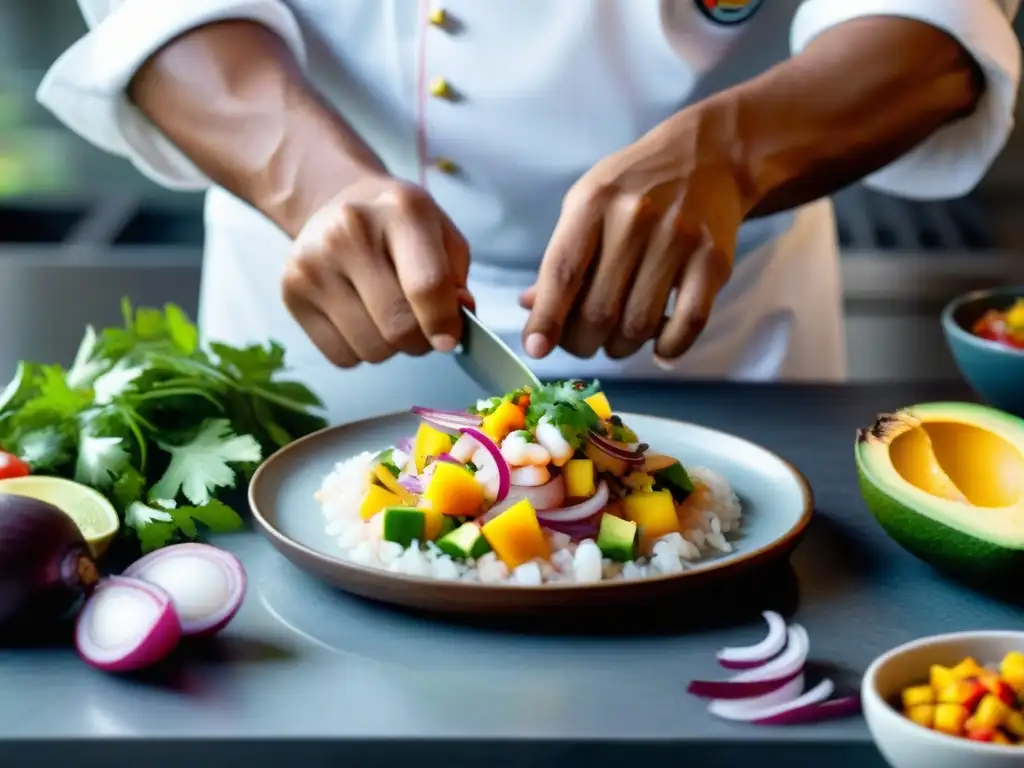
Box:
(0, 298), (327, 552)
(524, 379), (601, 450)
(465, 461), (479, 474)
(374, 448), (401, 477)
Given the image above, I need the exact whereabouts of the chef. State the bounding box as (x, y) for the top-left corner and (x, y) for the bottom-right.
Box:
(38, 1), (1020, 423)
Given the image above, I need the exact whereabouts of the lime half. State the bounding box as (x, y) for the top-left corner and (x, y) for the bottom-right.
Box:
(0, 476), (120, 558)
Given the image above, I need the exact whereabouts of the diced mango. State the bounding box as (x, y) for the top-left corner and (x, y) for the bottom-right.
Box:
(584, 391), (613, 420)
(951, 657), (985, 681)
(905, 705), (935, 729)
(930, 664), (957, 691)
(934, 703), (969, 736)
(374, 464), (414, 503)
(1004, 710), (1024, 738)
(1001, 651), (1024, 691)
(359, 484), (402, 521)
(585, 441), (629, 477)
(481, 498), (550, 569)
(967, 694), (1010, 731)
(423, 462), (485, 517)
(939, 680), (986, 710)
(623, 471), (655, 492)
(623, 490), (680, 550)
(413, 423), (454, 473)
(563, 459), (596, 498)
(481, 400), (525, 443)
(901, 686), (935, 709)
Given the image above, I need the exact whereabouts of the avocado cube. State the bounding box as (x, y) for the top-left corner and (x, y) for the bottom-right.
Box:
(653, 460), (694, 502)
(436, 521), (491, 561)
(596, 513), (638, 562)
(382, 506), (426, 547)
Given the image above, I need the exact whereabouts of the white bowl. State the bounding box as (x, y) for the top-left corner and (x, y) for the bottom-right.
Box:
(863, 631), (1024, 768)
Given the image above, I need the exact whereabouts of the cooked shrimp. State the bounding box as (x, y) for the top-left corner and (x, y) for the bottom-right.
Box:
(535, 417), (573, 466)
(500, 431), (551, 467)
(510, 465), (551, 487)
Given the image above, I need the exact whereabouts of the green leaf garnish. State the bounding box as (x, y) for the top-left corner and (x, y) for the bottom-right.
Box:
(524, 379), (602, 449)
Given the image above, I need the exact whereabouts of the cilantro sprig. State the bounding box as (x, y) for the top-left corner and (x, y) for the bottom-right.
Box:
(524, 379), (602, 449)
(0, 298), (327, 553)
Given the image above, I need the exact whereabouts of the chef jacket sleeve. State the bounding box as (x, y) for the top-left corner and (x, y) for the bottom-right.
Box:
(35, 0), (308, 191)
(791, 0), (1022, 200)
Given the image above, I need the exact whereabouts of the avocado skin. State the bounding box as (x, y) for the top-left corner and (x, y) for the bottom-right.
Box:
(856, 464), (1024, 578)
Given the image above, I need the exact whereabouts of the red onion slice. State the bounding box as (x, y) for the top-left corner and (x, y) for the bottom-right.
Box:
(397, 473), (424, 494)
(510, 475), (567, 512)
(541, 513), (602, 541)
(708, 679), (835, 723)
(536, 481), (610, 523)
(396, 436), (414, 454)
(458, 428), (511, 502)
(717, 611), (788, 669)
(588, 432), (644, 464)
(687, 625), (809, 699)
(411, 406), (481, 425)
(706, 674), (806, 719)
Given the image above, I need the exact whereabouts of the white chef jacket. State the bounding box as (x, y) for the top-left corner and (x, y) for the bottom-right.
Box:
(37, 0), (1021, 424)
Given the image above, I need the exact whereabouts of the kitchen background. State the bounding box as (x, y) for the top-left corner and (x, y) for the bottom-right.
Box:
(1, 2), (1023, 383)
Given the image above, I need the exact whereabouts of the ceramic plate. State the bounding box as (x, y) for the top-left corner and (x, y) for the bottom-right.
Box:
(248, 412), (814, 617)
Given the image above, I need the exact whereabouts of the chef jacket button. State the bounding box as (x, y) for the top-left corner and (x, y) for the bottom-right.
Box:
(433, 157), (459, 175)
(429, 8), (447, 27)
(429, 77), (453, 99)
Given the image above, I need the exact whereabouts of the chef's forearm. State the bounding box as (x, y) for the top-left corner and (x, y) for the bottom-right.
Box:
(700, 16), (984, 218)
(129, 20), (385, 237)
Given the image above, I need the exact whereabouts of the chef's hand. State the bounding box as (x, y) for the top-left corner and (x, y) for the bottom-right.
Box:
(520, 109), (748, 364)
(282, 175), (473, 368)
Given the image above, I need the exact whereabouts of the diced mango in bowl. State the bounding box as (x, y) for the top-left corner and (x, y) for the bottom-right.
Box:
(897, 652), (1024, 745)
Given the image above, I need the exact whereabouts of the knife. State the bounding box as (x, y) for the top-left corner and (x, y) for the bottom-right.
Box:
(454, 306), (543, 394)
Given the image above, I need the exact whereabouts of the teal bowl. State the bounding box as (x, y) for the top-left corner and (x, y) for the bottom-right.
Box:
(941, 287), (1024, 417)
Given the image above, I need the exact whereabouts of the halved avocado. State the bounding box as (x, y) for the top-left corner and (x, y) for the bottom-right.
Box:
(855, 402), (1024, 577)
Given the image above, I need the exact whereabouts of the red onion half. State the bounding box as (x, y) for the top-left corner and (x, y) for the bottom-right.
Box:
(75, 577), (181, 672)
(121, 543), (246, 637)
(0, 494), (100, 634)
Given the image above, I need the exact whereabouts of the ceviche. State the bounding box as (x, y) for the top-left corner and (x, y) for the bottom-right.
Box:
(315, 381), (742, 585)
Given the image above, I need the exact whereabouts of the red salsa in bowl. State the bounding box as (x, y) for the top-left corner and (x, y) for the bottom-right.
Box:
(971, 299), (1024, 351)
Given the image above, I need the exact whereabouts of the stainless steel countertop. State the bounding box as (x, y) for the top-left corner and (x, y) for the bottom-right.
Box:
(1, 381), (1019, 768)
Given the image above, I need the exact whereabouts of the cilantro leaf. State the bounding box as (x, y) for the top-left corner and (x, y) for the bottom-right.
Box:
(74, 435), (129, 489)
(525, 379), (602, 449)
(150, 418), (262, 505)
(127, 498), (245, 553)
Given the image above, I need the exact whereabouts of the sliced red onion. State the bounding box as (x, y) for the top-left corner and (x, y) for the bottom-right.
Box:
(536, 481), (610, 524)
(75, 576), (181, 672)
(588, 432), (644, 464)
(397, 473), (424, 494)
(396, 436), (414, 454)
(760, 694), (862, 725)
(707, 674), (806, 719)
(708, 679), (835, 723)
(541, 513), (602, 541)
(459, 427), (510, 502)
(687, 625), (809, 699)
(449, 432), (479, 463)
(411, 406), (481, 432)
(717, 611), (788, 669)
(122, 543), (246, 637)
(509, 475), (567, 512)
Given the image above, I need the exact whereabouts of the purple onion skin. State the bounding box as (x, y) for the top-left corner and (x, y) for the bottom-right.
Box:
(0, 495), (100, 636)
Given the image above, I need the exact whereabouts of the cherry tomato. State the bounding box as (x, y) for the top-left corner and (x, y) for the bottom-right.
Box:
(0, 451), (31, 480)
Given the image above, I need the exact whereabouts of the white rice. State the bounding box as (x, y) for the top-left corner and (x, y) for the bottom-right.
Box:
(315, 449), (743, 585)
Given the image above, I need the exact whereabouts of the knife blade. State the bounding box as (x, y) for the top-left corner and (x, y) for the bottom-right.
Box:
(454, 306), (542, 394)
